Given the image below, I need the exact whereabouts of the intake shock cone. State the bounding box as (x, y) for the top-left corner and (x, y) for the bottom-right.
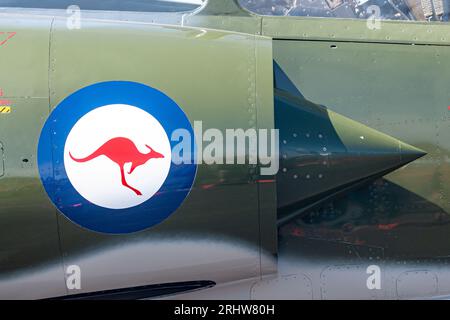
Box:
(274, 64), (426, 224)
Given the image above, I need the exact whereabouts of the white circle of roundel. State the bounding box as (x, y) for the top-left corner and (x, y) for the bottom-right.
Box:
(64, 104), (172, 210)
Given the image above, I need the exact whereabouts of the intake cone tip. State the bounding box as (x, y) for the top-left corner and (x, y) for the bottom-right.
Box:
(399, 142), (427, 164)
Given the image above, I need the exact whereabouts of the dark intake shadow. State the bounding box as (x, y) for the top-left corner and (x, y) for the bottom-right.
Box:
(279, 178), (450, 261)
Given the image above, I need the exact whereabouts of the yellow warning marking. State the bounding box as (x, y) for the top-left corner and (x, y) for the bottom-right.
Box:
(0, 106), (11, 114)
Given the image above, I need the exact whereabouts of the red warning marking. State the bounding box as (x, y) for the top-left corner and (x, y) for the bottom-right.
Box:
(69, 137), (164, 196)
(447, 106), (450, 110)
(0, 32), (16, 46)
(0, 88), (12, 105)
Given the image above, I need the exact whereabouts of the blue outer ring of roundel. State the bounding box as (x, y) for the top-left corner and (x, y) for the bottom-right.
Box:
(38, 81), (197, 234)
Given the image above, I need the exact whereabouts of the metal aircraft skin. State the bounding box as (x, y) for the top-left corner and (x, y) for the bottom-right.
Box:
(0, 0), (449, 299)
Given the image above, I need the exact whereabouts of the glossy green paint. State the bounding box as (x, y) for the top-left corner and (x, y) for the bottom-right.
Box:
(0, 142), (4, 177)
(0, 11), (276, 297)
(273, 40), (450, 214)
(0, 15), (66, 298)
(0, 0), (449, 299)
(187, 0), (450, 258)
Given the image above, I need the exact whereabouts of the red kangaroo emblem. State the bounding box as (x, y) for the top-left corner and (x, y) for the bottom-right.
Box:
(69, 137), (164, 196)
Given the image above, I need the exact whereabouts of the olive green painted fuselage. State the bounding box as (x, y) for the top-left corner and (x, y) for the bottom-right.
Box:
(0, 0), (449, 299)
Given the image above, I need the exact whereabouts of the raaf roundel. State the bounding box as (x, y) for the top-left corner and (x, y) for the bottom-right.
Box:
(38, 81), (197, 234)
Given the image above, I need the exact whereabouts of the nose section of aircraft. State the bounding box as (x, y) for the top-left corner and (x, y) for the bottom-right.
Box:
(275, 89), (426, 217)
